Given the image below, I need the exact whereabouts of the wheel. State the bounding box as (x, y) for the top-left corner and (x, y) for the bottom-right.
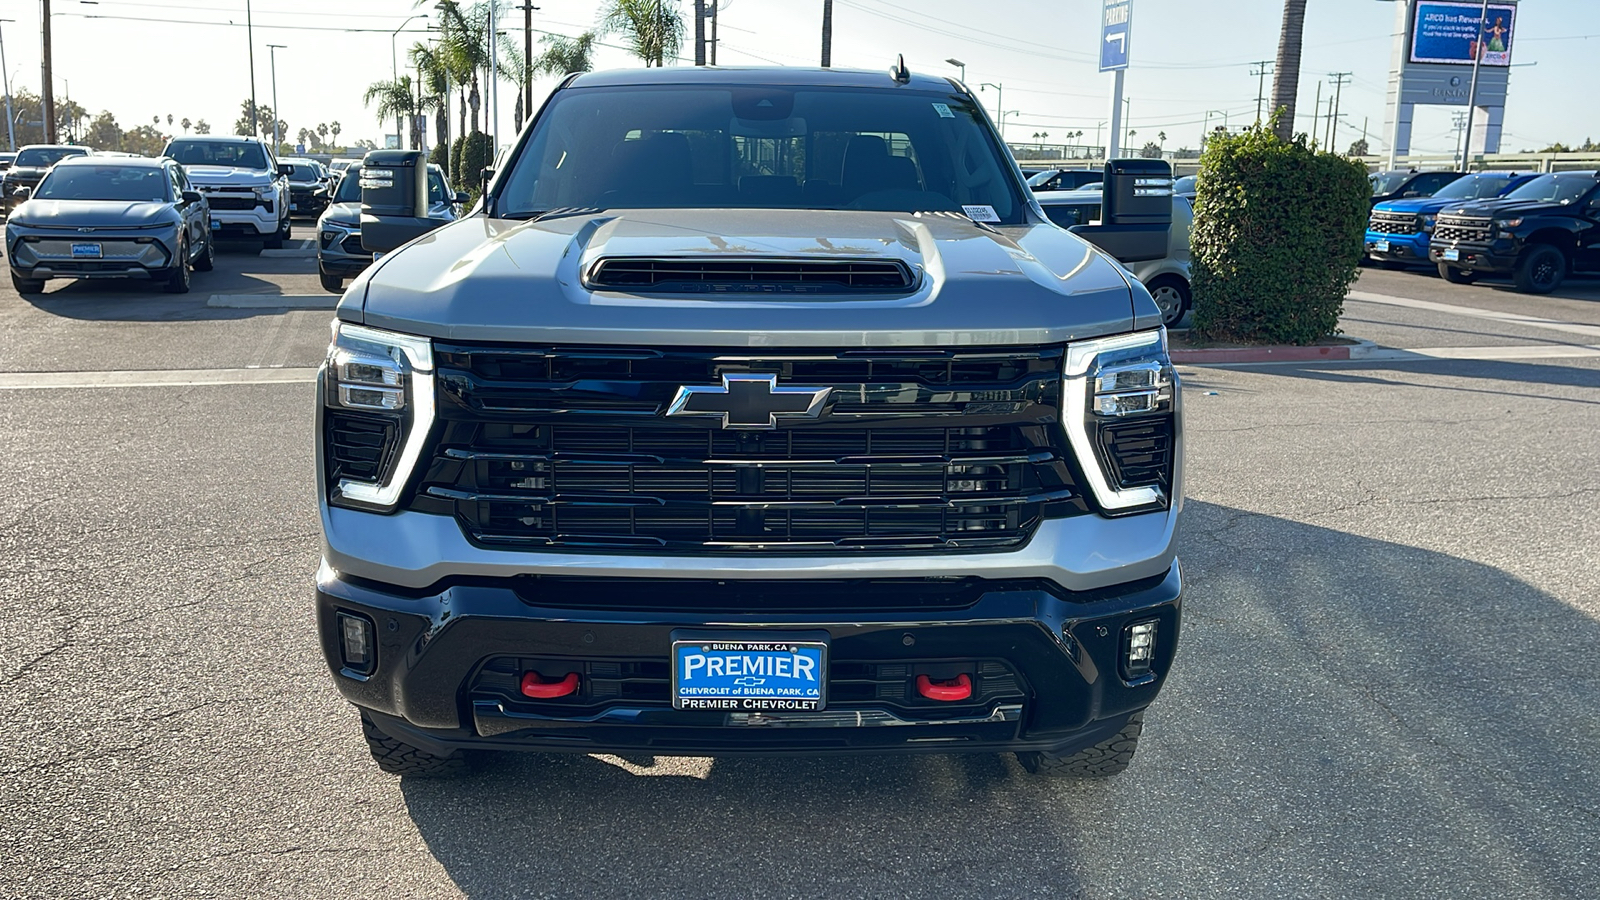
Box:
(11, 272), (45, 293)
(1437, 263), (1478, 284)
(1514, 244), (1566, 294)
(319, 270), (344, 293)
(193, 232), (214, 272)
(162, 238), (192, 294)
(1145, 275), (1191, 327)
(1016, 712), (1144, 778)
(360, 710), (473, 778)
(263, 214), (289, 250)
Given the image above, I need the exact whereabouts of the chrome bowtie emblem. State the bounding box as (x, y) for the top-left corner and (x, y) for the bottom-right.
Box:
(77, 227), (94, 233)
(666, 374), (832, 430)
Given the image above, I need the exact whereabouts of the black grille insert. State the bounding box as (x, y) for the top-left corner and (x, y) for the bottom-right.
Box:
(326, 412), (399, 483)
(587, 257), (916, 293)
(1096, 418), (1174, 490)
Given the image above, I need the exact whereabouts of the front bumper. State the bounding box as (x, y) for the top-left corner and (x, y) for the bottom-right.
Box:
(1429, 239), (1519, 273)
(316, 560), (1182, 756)
(7, 231), (175, 280)
(317, 225), (372, 275)
(1364, 230), (1429, 263)
(290, 189), (328, 218)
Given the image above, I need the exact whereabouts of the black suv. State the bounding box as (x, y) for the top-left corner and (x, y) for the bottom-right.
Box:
(1369, 169), (1464, 208)
(3, 145), (91, 216)
(1429, 171), (1600, 293)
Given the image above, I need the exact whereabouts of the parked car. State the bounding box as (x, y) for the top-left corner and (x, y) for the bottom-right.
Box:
(319, 66), (1183, 780)
(1172, 175), (1196, 203)
(0, 151), (16, 173)
(1365, 171), (1538, 268)
(281, 157), (331, 220)
(1369, 169), (1464, 208)
(1429, 170), (1600, 293)
(3, 144), (92, 216)
(316, 162), (463, 292)
(160, 135), (291, 249)
(1027, 167), (1105, 193)
(5, 155), (212, 294)
(1036, 187), (1193, 326)
(329, 157), (362, 175)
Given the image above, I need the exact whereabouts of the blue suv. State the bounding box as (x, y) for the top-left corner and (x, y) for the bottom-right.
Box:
(1366, 171), (1538, 268)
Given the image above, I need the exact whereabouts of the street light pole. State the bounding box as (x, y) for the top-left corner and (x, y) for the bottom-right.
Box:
(392, 14), (427, 149)
(1460, 0), (1491, 168)
(41, 0), (55, 143)
(0, 19), (15, 151)
(266, 43), (284, 154)
(979, 82), (1003, 140)
(246, 0), (258, 138)
(944, 58), (965, 84)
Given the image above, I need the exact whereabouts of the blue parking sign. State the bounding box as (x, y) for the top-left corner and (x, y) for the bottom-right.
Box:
(1100, 0), (1132, 72)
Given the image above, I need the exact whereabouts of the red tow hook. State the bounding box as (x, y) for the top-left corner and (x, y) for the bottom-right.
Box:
(520, 671), (580, 699)
(916, 673), (973, 702)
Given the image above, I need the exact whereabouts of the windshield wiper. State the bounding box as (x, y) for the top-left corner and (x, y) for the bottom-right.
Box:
(507, 207), (607, 223)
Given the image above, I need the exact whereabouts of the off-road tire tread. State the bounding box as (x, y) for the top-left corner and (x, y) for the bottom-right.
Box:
(360, 711), (472, 778)
(11, 274), (45, 294)
(1514, 244), (1565, 294)
(319, 271), (344, 293)
(194, 235), (215, 272)
(1017, 712), (1143, 778)
(1437, 264), (1477, 284)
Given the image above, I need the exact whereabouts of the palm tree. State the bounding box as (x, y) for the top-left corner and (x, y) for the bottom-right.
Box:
(411, 41), (453, 151)
(434, 1), (490, 135)
(601, 0), (685, 67)
(532, 31), (597, 79)
(330, 121), (341, 147)
(180, 117), (191, 134)
(364, 78), (416, 146)
(1269, 0), (1307, 141)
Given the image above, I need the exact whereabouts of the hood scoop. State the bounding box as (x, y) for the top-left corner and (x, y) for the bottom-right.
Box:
(584, 257), (918, 294)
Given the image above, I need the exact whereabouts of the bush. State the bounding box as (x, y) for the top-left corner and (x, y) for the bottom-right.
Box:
(429, 142), (450, 179)
(1189, 121), (1370, 345)
(449, 135), (467, 191)
(459, 131), (494, 194)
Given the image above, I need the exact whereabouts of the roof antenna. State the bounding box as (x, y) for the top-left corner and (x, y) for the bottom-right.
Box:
(890, 54), (910, 85)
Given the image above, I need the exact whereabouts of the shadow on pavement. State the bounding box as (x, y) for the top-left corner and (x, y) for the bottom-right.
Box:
(1243, 357), (1600, 404)
(399, 501), (1600, 898)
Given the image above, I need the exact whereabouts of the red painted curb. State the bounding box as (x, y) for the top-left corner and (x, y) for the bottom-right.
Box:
(1171, 345), (1354, 364)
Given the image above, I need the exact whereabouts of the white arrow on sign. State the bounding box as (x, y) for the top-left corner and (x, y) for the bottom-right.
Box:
(1105, 32), (1127, 51)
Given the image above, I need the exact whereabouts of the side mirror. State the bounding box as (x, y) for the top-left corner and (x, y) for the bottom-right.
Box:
(181, 190), (203, 204)
(359, 149), (445, 254)
(1068, 159), (1173, 263)
(277, 164), (293, 177)
(452, 191), (469, 205)
(1403, 191), (1422, 198)
(11, 186), (30, 201)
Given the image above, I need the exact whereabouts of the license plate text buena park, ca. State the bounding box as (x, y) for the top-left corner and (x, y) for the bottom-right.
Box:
(672, 638), (827, 711)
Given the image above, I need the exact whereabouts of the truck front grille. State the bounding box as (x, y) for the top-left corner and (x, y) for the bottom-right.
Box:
(408, 345), (1087, 552)
(1368, 211), (1418, 235)
(1433, 215), (1491, 243)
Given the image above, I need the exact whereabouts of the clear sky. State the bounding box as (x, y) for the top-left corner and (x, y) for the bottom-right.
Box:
(6, 0), (1597, 155)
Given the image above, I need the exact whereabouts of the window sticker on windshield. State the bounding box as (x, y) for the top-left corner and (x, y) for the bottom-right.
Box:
(932, 102), (955, 118)
(962, 204), (1000, 223)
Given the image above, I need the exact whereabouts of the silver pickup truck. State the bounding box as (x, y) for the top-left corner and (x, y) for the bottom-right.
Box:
(315, 65), (1184, 779)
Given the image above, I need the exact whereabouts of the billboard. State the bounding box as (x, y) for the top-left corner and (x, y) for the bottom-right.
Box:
(1410, 1), (1516, 66)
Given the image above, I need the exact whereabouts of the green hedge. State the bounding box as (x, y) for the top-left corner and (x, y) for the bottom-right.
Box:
(1189, 124), (1370, 345)
(429, 142), (450, 179)
(449, 136), (467, 191)
(459, 131), (494, 194)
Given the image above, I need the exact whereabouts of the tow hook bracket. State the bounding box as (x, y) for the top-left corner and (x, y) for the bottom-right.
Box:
(520, 671), (580, 699)
(915, 673), (973, 702)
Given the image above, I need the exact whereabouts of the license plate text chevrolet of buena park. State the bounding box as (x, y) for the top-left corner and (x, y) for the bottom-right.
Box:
(317, 64), (1183, 780)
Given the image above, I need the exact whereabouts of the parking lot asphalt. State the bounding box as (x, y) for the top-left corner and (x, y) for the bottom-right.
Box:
(2, 240), (1598, 898)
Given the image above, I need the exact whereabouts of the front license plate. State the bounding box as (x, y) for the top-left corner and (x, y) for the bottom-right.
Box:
(71, 242), (101, 259)
(1443, 248), (1460, 261)
(1373, 239), (1389, 253)
(672, 636), (827, 711)
(211, 219), (220, 230)
(290, 202), (299, 211)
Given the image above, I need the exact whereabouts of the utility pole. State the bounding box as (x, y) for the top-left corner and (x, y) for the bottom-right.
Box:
(246, 0), (258, 138)
(1309, 80), (1321, 148)
(710, 0), (719, 66)
(267, 44), (285, 153)
(1328, 71), (1351, 152)
(41, 0), (55, 143)
(489, 0), (498, 151)
(694, 0), (705, 65)
(820, 0), (832, 67)
(520, 4), (538, 118)
(0, 19), (15, 151)
(1452, 110), (1469, 168)
(1460, 0), (1490, 168)
(1249, 60), (1273, 125)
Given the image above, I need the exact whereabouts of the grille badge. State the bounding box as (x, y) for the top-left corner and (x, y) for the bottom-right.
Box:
(665, 374), (831, 430)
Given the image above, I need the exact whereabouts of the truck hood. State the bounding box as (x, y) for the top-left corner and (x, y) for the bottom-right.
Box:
(1373, 196), (1472, 216)
(347, 208), (1141, 348)
(320, 201), (362, 226)
(1437, 198), (1568, 219)
(7, 199), (177, 228)
(184, 165), (274, 189)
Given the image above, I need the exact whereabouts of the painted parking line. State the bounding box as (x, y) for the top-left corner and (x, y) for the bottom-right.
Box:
(0, 367), (319, 390)
(207, 294), (336, 309)
(1348, 290), (1600, 340)
(1179, 343), (1600, 368)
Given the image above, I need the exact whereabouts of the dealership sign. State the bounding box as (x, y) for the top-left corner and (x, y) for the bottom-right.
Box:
(1410, 1), (1516, 66)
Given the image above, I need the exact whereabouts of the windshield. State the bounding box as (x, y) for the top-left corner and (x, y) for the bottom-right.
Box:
(428, 169), (447, 205)
(285, 163), (321, 182)
(1173, 175), (1196, 193)
(1429, 174), (1518, 201)
(333, 169), (362, 203)
(36, 165), (171, 202)
(497, 84), (1025, 222)
(1370, 172), (1412, 196)
(16, 147), (87, 168)
(164, 139), (269, 171)
(1503, 173), (1597, 205)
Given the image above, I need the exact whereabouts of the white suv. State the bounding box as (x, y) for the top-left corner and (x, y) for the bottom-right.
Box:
(161, 136), (292, 249)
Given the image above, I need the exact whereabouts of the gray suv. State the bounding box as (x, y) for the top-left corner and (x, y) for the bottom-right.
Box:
(316, 66), (1183, 779)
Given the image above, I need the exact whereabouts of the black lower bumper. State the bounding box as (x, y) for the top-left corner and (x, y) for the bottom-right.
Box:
(315, 563), (1183, 757)
(1429, 241), (1518, 273)
(318, 255), (371, 278)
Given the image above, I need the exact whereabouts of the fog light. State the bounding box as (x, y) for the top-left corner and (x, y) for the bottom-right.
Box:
(1122, 619), (1158, 679)
(338, 612), (374, 673)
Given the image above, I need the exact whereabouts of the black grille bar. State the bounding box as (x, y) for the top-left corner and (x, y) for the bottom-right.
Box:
(586, 257), (916, 293)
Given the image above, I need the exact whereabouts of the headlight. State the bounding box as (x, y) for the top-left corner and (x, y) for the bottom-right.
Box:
(321, 321), (435, 511)
(1062, 330), (1178, 513)
(254, 185), (274, 199)
(1495, 217), (1523, 229)
(1420, 214), (1436, 230)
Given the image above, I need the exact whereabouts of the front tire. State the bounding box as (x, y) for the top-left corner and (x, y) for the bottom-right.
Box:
(263, 213), (290, 250)
(1438, 263), (1478, 284)
(319, 270), (344, 293)
(1514, 244), (1566, 294)
(1016, 712), (1144, 778)
(162, 238), (192, 294)
(1145, 275), (1191, 327)
(360, 711), (474, 778)
(193, 232), (215, 272)
(11, 272), (45, 294)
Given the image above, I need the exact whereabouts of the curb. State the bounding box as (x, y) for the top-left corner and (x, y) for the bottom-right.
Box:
(1171, 338), (1375, 364)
